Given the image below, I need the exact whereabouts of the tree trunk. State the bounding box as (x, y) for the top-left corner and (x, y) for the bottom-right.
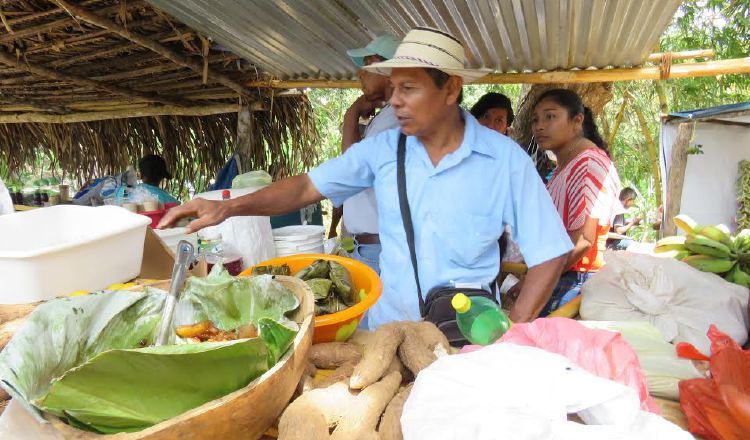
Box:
(511, 83), (614, 177)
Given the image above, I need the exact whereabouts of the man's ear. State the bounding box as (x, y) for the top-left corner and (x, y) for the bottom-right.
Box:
(445, 76), (463, 105)
(506, 126), (513, 137)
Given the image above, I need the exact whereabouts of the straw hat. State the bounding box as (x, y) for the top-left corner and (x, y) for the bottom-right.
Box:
(363, 27), (489, 83)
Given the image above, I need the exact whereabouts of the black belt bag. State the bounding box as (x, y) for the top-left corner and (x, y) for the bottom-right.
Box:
(396, 133), (499, 347)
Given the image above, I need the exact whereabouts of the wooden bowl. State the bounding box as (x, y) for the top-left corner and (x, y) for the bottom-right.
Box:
(44, 275), (314, 439)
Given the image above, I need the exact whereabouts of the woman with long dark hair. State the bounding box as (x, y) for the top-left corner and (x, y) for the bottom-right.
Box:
(530, 88), (622, 315)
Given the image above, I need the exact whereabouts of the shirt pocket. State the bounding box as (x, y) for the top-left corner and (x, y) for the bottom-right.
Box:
(443, 213), (503, 268)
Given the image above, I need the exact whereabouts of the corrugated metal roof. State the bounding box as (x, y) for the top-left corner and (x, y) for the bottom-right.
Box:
(149, 0), (682, 81)
(668, 101), (750, 120)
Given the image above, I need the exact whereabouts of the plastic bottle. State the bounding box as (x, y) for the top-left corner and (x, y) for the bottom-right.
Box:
(197, 230), (244, 276)
(451, 293), (511, 345)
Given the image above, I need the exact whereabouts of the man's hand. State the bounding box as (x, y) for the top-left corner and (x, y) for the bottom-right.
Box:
(633, 216), (643, 226)
(158, 198), (231, 233)
(349, 94), (384, 120)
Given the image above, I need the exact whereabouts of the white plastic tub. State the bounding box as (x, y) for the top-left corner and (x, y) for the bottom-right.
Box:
(0, 205), (151, 304)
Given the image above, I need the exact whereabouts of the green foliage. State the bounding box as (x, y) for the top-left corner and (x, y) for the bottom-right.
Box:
(661, 0), (750, 109)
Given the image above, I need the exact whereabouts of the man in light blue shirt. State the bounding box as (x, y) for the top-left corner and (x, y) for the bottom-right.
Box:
(160, 28), (572, 327)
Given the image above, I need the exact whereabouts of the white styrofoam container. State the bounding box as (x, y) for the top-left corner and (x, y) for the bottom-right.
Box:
(0, 205), (150, 304)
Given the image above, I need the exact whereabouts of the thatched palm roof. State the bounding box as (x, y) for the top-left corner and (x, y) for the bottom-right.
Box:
(0, 0), (318, 191)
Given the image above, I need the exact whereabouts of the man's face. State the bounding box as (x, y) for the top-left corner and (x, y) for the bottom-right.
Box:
(623, 197), (635, 209)
(388, 68), (461, 137)
(478, 107), (510, 135)
(358, 55), (389, 100)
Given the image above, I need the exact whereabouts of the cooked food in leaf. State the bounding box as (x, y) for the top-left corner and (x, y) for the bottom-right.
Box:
(329, 261), (355, 305)
(296, 259), (330, 280)
(306, 278), (334, 301)
(252, 264), (292, 276)
(176, 320), (259, 342)
(295, 259), (361, 317)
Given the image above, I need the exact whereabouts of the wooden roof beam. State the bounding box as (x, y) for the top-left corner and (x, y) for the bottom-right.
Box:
(246, 57), (750, 88)
(53, 0), (252, 97)
(0, 50), (190, 107)
(0, 103), (240, 124)
(0, 1), (147, 43)
(0, 95), (69, 113)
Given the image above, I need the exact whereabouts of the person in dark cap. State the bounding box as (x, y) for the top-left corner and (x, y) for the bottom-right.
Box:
(470, 92), (514, 136)
(136, 154), (179, 204)
(114, 154), (179, 206)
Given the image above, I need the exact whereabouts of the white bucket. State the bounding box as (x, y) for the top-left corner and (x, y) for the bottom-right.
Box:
(272, 225), (325, 241)
(272, 225), (324, 256)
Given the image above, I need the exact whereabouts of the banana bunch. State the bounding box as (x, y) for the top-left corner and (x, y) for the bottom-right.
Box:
(655, 214), (750, 288)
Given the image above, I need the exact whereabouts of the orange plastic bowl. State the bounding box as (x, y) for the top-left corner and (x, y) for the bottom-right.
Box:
(241, 254), (382, 343)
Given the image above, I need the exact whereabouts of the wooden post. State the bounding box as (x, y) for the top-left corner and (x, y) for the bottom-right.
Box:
(654, 81), (669, 114)
(633, 102), (663, 208)
(235, 103), (254, 174)
(663, 122), (695, 236)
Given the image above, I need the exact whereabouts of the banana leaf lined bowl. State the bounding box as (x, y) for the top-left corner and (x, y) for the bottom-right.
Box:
(43, 275), (314, 439)
(243, 254), (382, 343)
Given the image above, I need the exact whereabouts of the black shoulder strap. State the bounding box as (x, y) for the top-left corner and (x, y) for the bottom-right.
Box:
(397, 133), (425, 314)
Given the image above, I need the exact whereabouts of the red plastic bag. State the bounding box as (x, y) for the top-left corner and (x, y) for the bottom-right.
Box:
(462, 317), (659, 412)
(679, 325), (750, 440)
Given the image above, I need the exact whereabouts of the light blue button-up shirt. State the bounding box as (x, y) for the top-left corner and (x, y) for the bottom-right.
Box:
(309, 111), (572, 329)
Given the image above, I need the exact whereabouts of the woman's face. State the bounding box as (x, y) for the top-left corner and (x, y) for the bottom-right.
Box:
(531, 98), (583, 151)
(478, 107), (510, 135)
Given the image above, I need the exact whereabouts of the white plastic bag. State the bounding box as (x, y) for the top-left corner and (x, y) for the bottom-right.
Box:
(401, 343), (692, 440)
(580, 251), (749, 356)
(232, 170), (271, 189)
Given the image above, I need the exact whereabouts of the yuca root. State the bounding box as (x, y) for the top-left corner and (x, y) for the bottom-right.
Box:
(350, 321), (447, 389)
(408, 321), (450, 354)
(350, 323), (405, 389)
(398, 326), (437, 377)
(316, 361), (357, 389)
(330, 371), (402, 440)
(378, 384), (413, 440)
(309, 342), (363, 369)
(278, 371), (402, 440)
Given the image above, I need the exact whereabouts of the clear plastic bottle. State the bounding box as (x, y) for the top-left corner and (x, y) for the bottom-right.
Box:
(451, 293), (512, 345)
(197, 230), (244, 276)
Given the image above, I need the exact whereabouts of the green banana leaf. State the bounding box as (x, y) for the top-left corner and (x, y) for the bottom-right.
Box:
(0, 270), (299, 433)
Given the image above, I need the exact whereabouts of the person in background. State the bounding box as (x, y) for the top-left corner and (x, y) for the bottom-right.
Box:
(469, 92), (517, 286)
(327, 34), (401, 275)
(510, 88), (621, 315)
(116, 154), (179, 205)
(469, 92), (514, 136)
(0, 176), (14, 215)
(607, 187), (642, 250)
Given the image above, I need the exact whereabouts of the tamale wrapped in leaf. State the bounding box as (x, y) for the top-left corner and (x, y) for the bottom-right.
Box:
(329, 261), (356, 306)
(295, 260), (330, 280)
